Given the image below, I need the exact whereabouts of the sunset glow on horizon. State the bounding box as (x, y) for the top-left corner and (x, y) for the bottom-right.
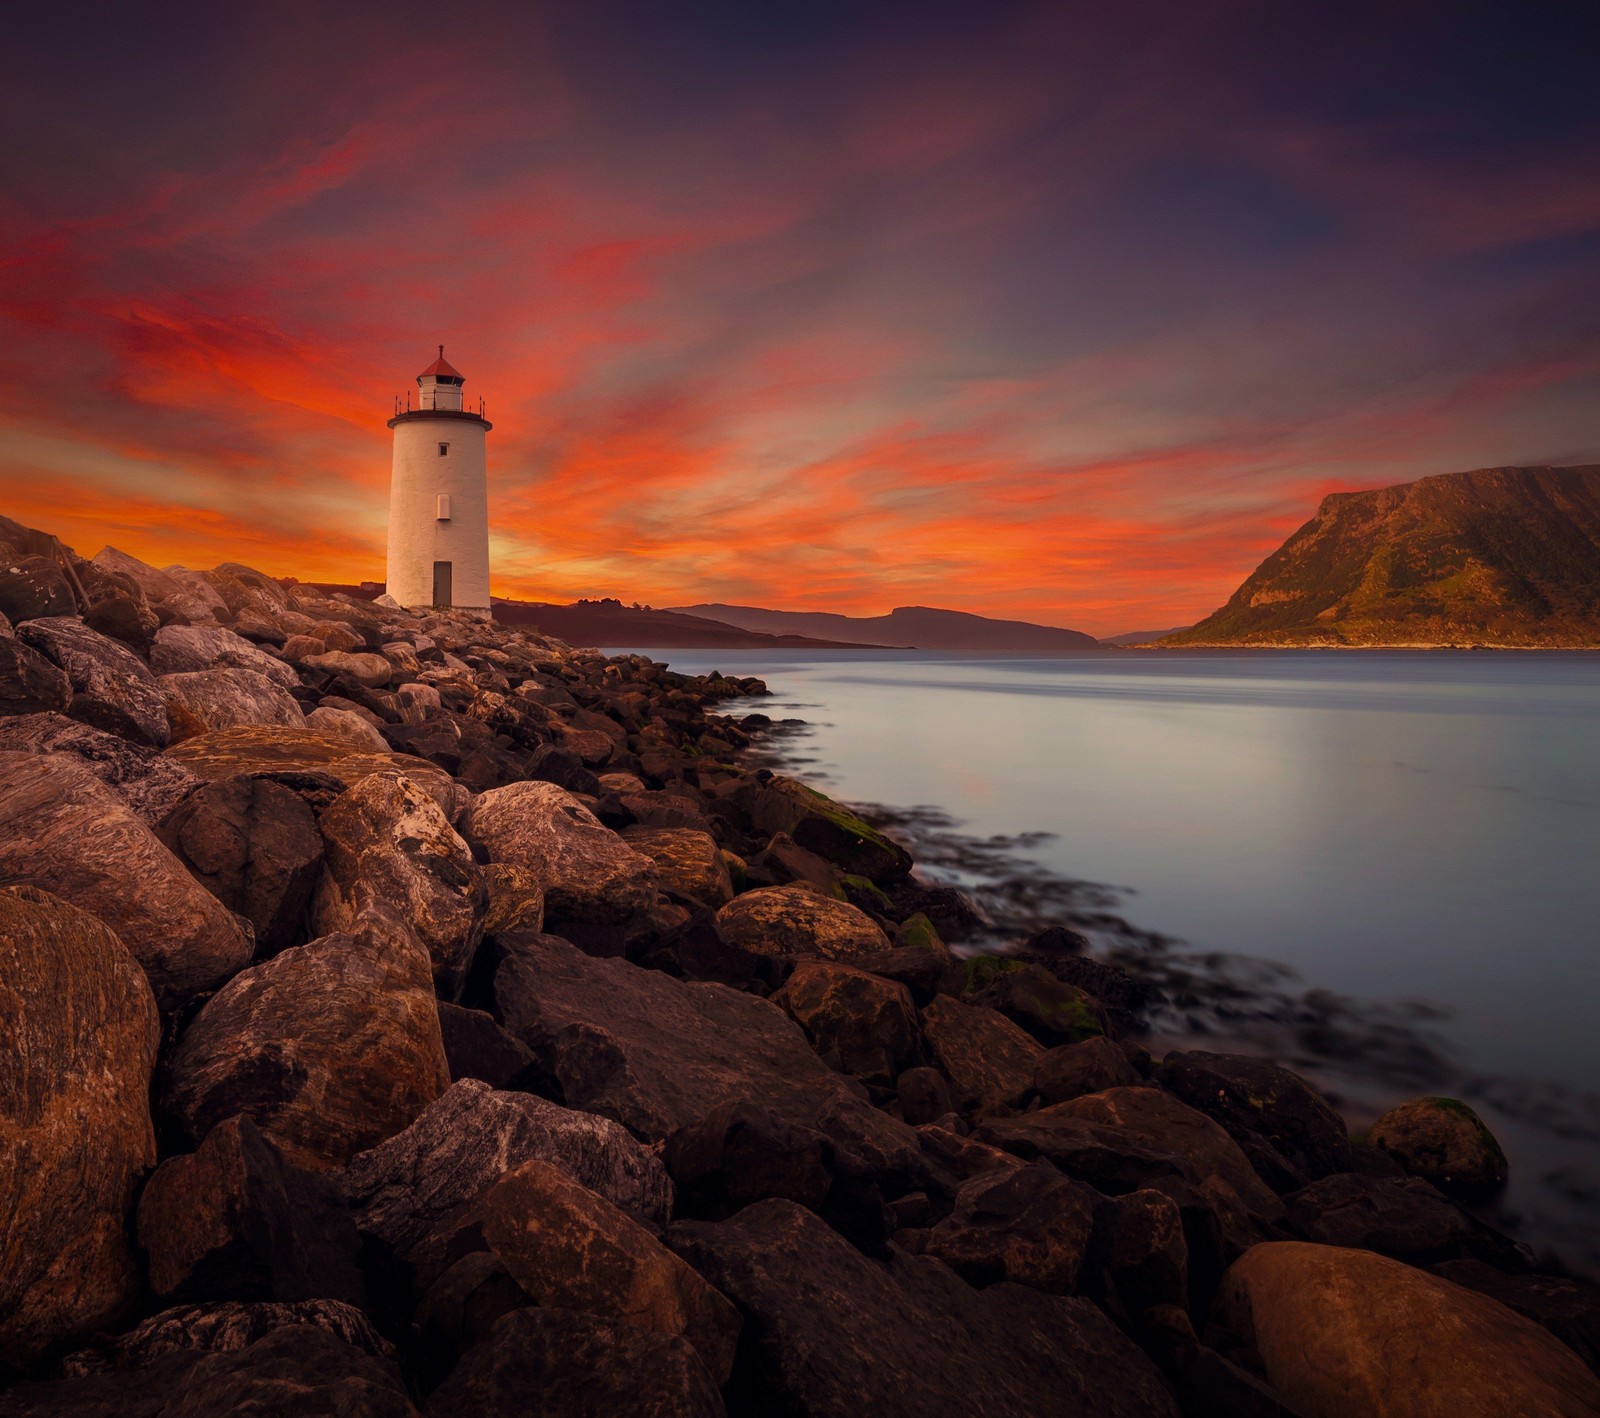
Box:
(3, 1), (1597, 635)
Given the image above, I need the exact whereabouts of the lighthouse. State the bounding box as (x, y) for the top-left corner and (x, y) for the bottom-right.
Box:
(385, 347), (492, 615)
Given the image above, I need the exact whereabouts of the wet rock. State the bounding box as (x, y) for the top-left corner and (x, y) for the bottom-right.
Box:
(0, 713), (198, 825)
(1432, 1259), (1600, 1377)
(772, 960), (920, 1085)
(920, 995), (1043, 1113)
(302, 650), (394, 687)
(968, 961), (1108, 1046)
(0, 1322), (415, 1416)
(424, 1307), (725, 1418)
(1029, 951), (1155, 1035)
(714, 884), (891, 963)
(163, 907), (450, 1170)
(1367, 1096), (1508, 1199)
(312, 772), (485, 999)
(917, 1161), (1098, 1294)
(423, 1160), (739, 1382)
(150, 623), (297, 688)
(1216, 1241), (1600, 1418)
(0, 752), (254, 1008)
(156, 774), (323, 955)
(725, 774), (913, 882)
(466, 780), (659, 941)
(17, 617), (169, 747)
(623, 827), (734, 906)
(0, 886), (160, 1372)
(158, 666), (305, 735)
(1034, 1035), (1141, 1104)
(135, 1116), (362, 1306)
(0, 637), (73, 718)
(303, 705), (388, 752)
(342, 1079), (673, 1253)
(667, 1199), (1178, 1418)
(494, 930), (920, 1186)
(436, 1003), (538, 1090)
(1155, 1050), (1352, 1192)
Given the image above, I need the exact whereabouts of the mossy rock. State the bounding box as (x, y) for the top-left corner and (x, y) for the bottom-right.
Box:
(961, 954), (1029, 994)
(893, 912), (947, 957)
(1368, 1096), (1507, 1199)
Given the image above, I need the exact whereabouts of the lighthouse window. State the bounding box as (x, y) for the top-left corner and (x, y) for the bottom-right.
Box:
(438, 442), (449, 456)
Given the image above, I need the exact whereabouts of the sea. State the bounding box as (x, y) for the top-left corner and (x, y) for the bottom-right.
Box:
(606, 647), (1600, 1273)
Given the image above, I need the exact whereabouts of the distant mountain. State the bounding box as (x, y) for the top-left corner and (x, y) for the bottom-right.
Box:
(1163, 465), (1600, 647)
(669, 603), (1100, 651)
(491, 598), (884, 649)
(1100, 627), (1190, 646)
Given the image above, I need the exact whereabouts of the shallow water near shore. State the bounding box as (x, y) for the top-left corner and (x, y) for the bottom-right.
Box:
(614, 646), (1600, 1274)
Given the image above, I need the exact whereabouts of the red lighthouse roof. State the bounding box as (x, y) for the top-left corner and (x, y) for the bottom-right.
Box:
(418, 345), (463, 381)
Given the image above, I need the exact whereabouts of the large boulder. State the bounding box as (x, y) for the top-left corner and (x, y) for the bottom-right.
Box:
(1432, 1259), (1600, 1378)
(89, 547), (193, 616)
(157, 774), (323, 956)
(920, 995), (1043, 1113)
(0, 752), (253, 1009)
(135, 1116), (363, 1307)
(0, 886), (160, 1372)
(1367, 1096), (1508, 1199)
(714, 884), (891, 963)
(312, 772), (484, 999)
(421, 1161), (739, 1383)
(772, 960), (920, 1086)
(466, 781), (659, 939)
(303, 705), (389, 752)
(424, 1308), (725, 1418)
(668, 1199), (1177, 1418)
(719, 775), (913, 882)
(158, 667), (305, 736)
(342, 1079), (673, 1254)
(1284, 1172), (1481, 1264)
(0, 714), (199, 825)
(1216, 1241), (1600, 1418)
(17, 617), (169, 747)
(301, 651), (393, 688)
(1155, 1050), (1352, 1191)
(622, 827), (734, 907)
(0, 638), (72, 718)
(163, 908), (450, 1170)
(150, 623), (297, 688)
(494, 931), (921, 1187)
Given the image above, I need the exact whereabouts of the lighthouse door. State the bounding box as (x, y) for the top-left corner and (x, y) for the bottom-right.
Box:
(432, 560), (453, 607)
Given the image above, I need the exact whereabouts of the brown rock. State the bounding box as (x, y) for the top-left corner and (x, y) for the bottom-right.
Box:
(150, 623), (297, 687)
(967, 962), (1108, 1046)
(920, 1162), (1098, 1293)
(714, 884), (891, 963)
(773, 960), (920, 1086)
(479, 862), (545, 935)
(0, 713), (199, 825)
(1216, 1241), (1600, 1418)
(0, 638), (72, 718)
(302, 650), (394, 687)
(623, 827), (734, 906)
(0, 752), (254, 1008)
(302, 704), (387, 752)
(158, 667), (305, 735)
(163, 907), (450, 1170)
(1368, 1096), (1508, 1199)
(17, 617), (169, 747)
(1033, 1035), (1141, 1105)
(0, 886), (160, 1372)
(920, 995), (1043, 1112)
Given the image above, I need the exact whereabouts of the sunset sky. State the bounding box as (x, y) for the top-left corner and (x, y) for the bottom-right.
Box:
(3, 2), (1597, 635)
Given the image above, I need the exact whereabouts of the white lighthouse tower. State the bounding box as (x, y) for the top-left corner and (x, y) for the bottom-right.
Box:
(385, 347), (492, 615)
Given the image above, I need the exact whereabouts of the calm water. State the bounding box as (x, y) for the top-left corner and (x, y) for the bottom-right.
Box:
(617, 647), (1600, 1269)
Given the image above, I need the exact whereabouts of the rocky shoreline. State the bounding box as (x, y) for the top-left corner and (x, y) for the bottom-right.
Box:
(2, 512), (1599, 1416)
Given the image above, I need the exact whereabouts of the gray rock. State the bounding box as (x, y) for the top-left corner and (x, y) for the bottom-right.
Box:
(159, 666), (305, 734)
(150, 623), (296, 688)
(0, 714), (199, 824)
(17, 617), (169, 747)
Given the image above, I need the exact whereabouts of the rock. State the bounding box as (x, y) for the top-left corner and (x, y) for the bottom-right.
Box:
(1367, 1096), (1508, 1199)
(479, 863), (546, 935)
(303, 705), (389, 752)
(436, 1003), (538, 1090)
(1155, 1050), (1352, 1192)
(920, 995), (1043, 1113)
(0, 752), (254, 1008)
(424, 1307), (725, 1418)
(163, 907), (450, 1170)
(312, 772), (485, 999)
(1432, 1259), (1600, 1377)
(302, 650), (394, 688)
(772, 960), (920, 1086)
(1098, 1187), (1190, 1318)
(17, 617), (169, 747)
(918, 1162), (1098, 1294)
(727, 775), (913, 882)
(896, 1067), (956, 1125)
(714, 884), (891, 963)
(135, 1116), (362, 1306)
(494, 931), (921, 1187)
(150, 623), (297, 688)
(156, 774), (323, 956)
(0, 1322), (415, 1416)
(480, 1161), (739, 1378)
(90, 546), (193, 614)
(968, 961), (1108, 1046)
(77, 564), (159, 653)
(163, 568), (235, 622)
(1034, 1036), (1141, 1104)
(623, 827), (734, 906)
(1284, 1172), (1480, 1264)
(668, 1199), (1178, 1418)
(663, 1100), (833, 1220)
(0, 886), (160, 1372)
(342, 1079), (673, 1253)
(158, 666), (305, 736)
(466, 780), (659, 939)
(280, 634), (328, 664)
(0, 638), (72, 718)
(0, 555), (76, 624)
(743, 829), (843, 893)
(1216, 1241), (1600, 1418)
(0, 713), (199, 824)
